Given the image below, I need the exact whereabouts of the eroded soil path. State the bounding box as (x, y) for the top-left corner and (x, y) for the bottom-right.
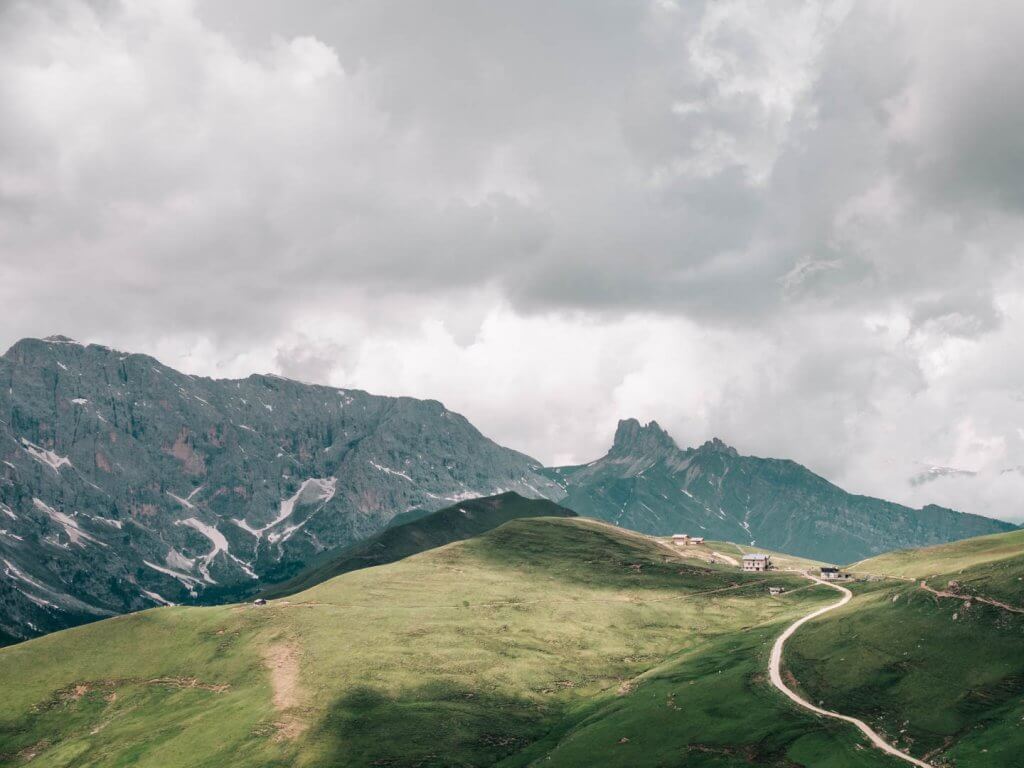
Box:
(710, 550), (740, 566)
(919, 580), (1024, 614)
(769, 576), (933, 768)
(262, 642), (306, 740)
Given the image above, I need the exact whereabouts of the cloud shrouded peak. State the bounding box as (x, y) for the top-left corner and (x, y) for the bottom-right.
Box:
(2, 1), (1024, 522)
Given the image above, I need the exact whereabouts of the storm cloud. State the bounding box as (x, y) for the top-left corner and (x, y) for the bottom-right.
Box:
(3, 0), (1024, 521)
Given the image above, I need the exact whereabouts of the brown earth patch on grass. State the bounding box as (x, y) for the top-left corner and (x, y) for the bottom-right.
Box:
(263, 642), (306, 741)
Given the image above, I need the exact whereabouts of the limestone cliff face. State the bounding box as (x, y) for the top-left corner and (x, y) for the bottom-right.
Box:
(0, 336), (562, 643)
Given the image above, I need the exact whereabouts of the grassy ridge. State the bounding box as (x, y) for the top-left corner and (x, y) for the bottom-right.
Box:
(786, 529), (1024, 766)
(1, 517), (907, 767)
(850, 528), (1024, 578)
(261, 492), (576, 599)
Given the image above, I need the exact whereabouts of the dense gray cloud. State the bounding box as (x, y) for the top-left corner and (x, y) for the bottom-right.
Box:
(2, 0), (1024, 521)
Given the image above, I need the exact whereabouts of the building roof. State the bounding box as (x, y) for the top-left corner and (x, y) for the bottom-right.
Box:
(820, 566), (839, 572)
(743, 553), (770, 561)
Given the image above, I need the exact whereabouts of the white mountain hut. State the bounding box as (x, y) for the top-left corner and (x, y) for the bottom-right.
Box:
(742, 553), (771, 572)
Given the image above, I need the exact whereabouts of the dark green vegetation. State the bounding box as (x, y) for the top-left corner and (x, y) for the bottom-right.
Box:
(0, 517), (909, 767)
(261, 491), (576, 599)
(786, 529), (1024, 766)
(548, 419), (1011, 564)
(0, 336), (562, 642)
(503, 628), (898, 768)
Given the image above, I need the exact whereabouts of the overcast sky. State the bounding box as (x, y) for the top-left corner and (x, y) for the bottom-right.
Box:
(3, 1), (1024, 522)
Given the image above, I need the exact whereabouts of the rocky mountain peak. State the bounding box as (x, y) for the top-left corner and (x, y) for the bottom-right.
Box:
(610, 418), (678, 456)
(3, 335), (82, 362)
(0, 339), (565, 642)
(695, 437), (739, 457)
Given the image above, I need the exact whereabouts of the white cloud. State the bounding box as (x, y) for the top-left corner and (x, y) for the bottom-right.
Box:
(3, 0), (1024, 522)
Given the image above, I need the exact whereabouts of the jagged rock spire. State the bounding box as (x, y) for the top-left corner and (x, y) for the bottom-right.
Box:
(610, 418), (678, 455)
(696, 437), (739, 457)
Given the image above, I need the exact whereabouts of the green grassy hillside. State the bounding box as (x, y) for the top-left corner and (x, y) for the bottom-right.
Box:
(850, 528), (1024, 580)
(260, 492), (576, 599)
(786, 529), (1024, 767)
(0, 517), (906, 767)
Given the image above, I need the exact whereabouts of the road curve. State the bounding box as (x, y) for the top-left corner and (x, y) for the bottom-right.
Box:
(768, 575), (933, 767)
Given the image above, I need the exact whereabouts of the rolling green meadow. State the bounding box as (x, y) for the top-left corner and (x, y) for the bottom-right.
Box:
(848, 529), (1024, 582)
(786, 529), (1024, 766)
(260, 492), (578, 600)
(0, 517), (909, 767)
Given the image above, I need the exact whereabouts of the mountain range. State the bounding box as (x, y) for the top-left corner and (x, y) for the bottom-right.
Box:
(0, 336), (1013, 643)
(0, 336), (561, 643)
(548, 418), (1013, 564)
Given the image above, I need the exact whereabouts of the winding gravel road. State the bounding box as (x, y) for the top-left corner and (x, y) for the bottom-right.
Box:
(768, 575), (933, 768)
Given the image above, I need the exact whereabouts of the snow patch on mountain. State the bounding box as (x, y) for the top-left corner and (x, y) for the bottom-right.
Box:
(234, 477), (337, 543)
(910, 464), (977, 486)
(3, 558), (49, 592)
(167, 492), (195, 510)
(15, 589), (58, 610)
(141, 589), (175, 606)
(165, 548), (195, 571)
(268, 478), (338, 544)
(369, 460), (414, 482)
(445, 489), (486, 502)
(145, 560), (202, 589)
(174, 518), (232, 584)
(21, 439), (73, 473)
(33, 498), (104, 547)
(1, 557), (108, 616)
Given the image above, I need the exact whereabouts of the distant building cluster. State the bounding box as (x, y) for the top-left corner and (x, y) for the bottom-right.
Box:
(819, 566), (852, 581)
(671, 533), (705, 546)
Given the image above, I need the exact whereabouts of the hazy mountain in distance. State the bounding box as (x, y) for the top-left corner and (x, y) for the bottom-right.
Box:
(545, 419), (1013, 564)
